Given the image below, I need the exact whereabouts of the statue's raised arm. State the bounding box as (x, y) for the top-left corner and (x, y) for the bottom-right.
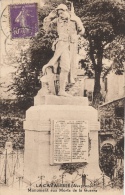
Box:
(43, 9), (57, 32)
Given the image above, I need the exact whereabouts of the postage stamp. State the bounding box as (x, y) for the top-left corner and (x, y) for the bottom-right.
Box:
(9, 3), (38, 38)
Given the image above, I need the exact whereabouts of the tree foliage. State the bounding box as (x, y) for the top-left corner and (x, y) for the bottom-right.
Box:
(104, 35), (125, 75)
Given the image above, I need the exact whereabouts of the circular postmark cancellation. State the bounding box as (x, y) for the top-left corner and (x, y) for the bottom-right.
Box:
(9, 3), (39, 39)
(0, 6), (10, 37)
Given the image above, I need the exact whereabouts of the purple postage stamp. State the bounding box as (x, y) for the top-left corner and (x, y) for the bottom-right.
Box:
(9, 3), (38, 39)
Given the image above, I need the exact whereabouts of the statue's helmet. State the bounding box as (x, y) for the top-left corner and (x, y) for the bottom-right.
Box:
(56, 4), (68, 11)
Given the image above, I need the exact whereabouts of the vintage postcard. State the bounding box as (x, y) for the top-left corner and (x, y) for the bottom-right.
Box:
(0, 0), (124, 195)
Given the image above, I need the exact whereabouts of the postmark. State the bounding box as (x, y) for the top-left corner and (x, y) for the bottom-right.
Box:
(0, 5), (10, 37)
(9, 3), (38, 39)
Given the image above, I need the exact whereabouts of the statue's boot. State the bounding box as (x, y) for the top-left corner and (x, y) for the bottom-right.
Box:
(58, 70), (72, 97)
(58, 91), (72, 97)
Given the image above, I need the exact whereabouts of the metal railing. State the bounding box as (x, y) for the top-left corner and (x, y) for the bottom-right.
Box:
(0, 150), (123, 190)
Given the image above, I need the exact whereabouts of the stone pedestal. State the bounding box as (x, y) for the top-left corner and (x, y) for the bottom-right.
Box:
(23, 95), (101, 183)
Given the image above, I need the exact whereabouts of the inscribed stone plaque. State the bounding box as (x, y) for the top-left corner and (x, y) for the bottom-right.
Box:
(53, 120), (88, 164)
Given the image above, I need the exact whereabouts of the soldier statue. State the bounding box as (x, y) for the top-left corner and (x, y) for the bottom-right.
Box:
(42, 3), (85, 97)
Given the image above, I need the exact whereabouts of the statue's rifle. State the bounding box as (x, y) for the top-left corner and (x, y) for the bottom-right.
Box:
(66, 0), (75, 13)
(70, 1), (74, 13)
